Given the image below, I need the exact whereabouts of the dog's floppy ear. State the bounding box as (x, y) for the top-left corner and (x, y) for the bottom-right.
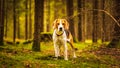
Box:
(63, 19), (69, 30)
(53, 19), (58, 29)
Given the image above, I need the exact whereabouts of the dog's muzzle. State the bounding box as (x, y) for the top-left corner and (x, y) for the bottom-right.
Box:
(59, 27), (63, 31)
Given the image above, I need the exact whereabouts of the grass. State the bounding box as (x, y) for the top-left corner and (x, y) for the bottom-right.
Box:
(0, 42), (119, 68)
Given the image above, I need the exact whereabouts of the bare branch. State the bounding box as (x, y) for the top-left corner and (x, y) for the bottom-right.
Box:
(96, 9), (120, 27)
(65, 9), (120, 27)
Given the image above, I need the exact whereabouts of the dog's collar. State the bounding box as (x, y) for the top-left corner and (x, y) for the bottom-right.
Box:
(56, 31), (64, 36)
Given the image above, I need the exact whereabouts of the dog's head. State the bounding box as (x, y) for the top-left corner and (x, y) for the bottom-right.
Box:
(53, 19), (69, 31)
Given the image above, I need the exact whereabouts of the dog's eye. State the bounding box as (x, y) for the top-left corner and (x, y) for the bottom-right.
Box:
(62, 23), (65, 25)
(57, 23), (59, 25)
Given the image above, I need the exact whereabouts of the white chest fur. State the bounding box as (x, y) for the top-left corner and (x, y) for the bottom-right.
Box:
(53, 30), (67, 45)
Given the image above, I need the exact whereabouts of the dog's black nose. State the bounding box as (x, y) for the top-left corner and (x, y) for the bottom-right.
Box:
(59, 27), (62, 31)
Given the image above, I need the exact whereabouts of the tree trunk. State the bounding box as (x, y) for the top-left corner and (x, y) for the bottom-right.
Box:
(101, 0), (105, 42)
(0, 0), (4, 45)
(66, 0), (75, 39)
(25, 0), (28, 40)
(29, 0), (32, 39)
(32, 0), (44, 51)
(4, 0), (8, 38)
(17, 11), (20, 39)
(54, 0), (57, 19)
(108, 0), (120, 47)
(46, 0), (50, 32)
(92, 0), (98, 43)
(13, 0), (16, 43)
(77, 0), (82, 41)
(81, 0), (86, 42)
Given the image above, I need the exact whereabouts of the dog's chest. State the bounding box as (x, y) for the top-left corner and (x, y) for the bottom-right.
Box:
(55, 36), (66, 45)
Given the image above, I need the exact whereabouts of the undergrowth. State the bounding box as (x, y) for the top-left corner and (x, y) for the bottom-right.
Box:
(0, 42), (119, 68)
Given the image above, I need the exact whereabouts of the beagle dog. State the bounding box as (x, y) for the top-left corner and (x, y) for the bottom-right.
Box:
(53, 19), (77, 60)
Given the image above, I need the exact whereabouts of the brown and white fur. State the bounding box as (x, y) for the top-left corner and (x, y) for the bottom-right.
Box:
(53, 19), (77, 60)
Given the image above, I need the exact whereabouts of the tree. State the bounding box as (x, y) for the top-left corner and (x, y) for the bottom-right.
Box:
(101, 0), (105, 42)
(108, 0), (120, 47)
(17, 11), (20, 39)
(44, 0), (50, 32)
(0, 0), (4, 45)
(77, 0), (82, 41)
(46, 0), (50, 32)
(4, 0), (8, 38)
(66, 0), (75, 38)
(92, 0), (98, 43)
(13, 0), (16, 43)
(29, 0), (32, 39)
(32, 0), (44, 51)
(77, 0), (86, 42)
(77, 0), (87, 42)
(25, 0), (28, 40)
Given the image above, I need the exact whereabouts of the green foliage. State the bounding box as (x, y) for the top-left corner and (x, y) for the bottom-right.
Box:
(0, 42), (119, 68)
(5, 0), (35, 39)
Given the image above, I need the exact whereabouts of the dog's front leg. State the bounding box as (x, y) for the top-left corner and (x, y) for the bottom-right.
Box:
(54, 43), (58, 57)
(64, 43), (68, 60)
(54, 43), (60, 57)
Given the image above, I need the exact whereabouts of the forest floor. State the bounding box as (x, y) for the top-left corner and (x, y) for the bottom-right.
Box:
(0, 42), (120, 68)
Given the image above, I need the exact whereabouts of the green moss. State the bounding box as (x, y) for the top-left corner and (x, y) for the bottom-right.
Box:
(0, 42), (119, 68)
(41, 32), (53, 35)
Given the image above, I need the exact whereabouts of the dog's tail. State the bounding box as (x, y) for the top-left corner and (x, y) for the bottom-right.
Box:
(67, 41), (78, 51)
(65, 29), (78, 51)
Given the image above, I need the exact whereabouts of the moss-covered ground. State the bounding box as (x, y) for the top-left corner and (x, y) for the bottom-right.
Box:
(0, 42), (119, 68)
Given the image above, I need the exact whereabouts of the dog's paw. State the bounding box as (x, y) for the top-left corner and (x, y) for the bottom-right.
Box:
(74, 48), (78, 51)
(64, 58), (68, 60)
(67, 39), (70, 42)
(73, 56), (77, 58)
(53, 57), (58, 60)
